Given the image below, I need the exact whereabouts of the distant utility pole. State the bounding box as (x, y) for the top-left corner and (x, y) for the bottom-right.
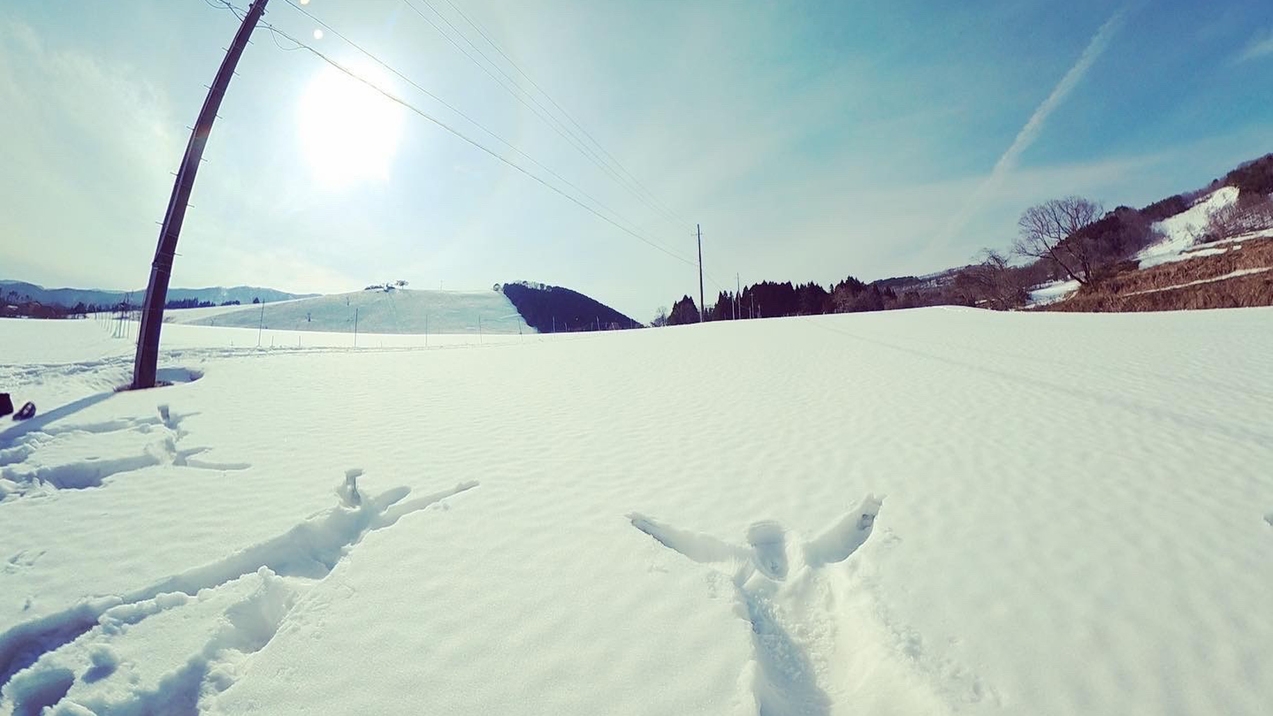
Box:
(735, 273), (740, 320)
(697, 223), (705, 323)
(131, 0), (269, 389)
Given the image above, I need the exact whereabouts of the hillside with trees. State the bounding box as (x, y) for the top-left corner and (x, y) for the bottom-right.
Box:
(652, 151), (1273, 322)
(657, 271), (978, 326)
(500, 281), (642, 332)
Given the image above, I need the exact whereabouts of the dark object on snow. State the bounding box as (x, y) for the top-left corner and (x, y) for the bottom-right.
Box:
(0, 393), (12, 418)
(12, 401), (35, 421)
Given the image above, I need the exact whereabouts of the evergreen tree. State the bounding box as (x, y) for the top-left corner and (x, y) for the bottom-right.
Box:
(667, 295), (700, 325)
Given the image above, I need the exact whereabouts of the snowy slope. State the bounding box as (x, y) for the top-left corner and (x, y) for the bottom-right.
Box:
(1137, 187), (1240, 268)
(1026, 279), (1080, 307)
(166, 288), (530, 335)
(2, 309), (1273, 715)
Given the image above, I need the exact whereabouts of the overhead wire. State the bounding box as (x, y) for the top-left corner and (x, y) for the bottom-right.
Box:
(401, 0), (637, 201)
(397, 0), (692, 234)
(274, 0), (662, 259)
(201, 2), (700, 268)
(436, 0), (693, 229)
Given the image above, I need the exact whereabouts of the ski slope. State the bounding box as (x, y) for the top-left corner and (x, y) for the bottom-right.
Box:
(165, 288), (529, 336)
(2, 308), (1272, 715)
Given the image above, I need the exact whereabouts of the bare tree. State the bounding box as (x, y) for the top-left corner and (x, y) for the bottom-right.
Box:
(651, 306), (669, 327)
(1206, 193), (1273, 241)
(955, 249), (1026, 310)
(1014, 196), (1104, 285)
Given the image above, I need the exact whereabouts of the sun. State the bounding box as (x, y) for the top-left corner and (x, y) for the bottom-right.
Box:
(297, 62), (405, 187)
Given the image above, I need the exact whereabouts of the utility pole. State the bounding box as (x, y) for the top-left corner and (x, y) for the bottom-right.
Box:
(132, 0), (269, 389)
(735, 273), (740, 320)
(697, 224), (705, 322)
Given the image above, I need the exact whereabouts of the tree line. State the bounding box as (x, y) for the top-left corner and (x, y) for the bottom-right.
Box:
(651, 152), (1273, 322)
(963, 152), (1273, 309)
(2, 290), (242, 320)
(653, 274), (970, 327)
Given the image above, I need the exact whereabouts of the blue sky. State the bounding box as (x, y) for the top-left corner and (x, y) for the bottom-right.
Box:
(2, 0), (1271, 319)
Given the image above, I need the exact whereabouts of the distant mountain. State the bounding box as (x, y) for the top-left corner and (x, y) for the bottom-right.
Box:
(0, 280), (316, 309)
(500, 281), (642, 331)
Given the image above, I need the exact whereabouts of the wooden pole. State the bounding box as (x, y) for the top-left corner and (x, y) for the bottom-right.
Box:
(132, 0), (269, 388)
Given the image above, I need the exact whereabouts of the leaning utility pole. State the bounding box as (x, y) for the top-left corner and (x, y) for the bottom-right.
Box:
(696, 223), (705, 322)
(132, 0), (269, 389)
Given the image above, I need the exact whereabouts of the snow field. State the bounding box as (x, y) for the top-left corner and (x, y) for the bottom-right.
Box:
(2, 307), (1273, 715)
(165, 288), (531, 336)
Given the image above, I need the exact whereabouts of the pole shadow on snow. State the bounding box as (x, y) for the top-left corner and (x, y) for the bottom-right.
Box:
(1, 366), (202, 449)
(0, 393), (116, 449)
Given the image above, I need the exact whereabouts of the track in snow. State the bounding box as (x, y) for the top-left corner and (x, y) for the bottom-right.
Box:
(0, 474), (478, 713)
(1, 403), (246, 501)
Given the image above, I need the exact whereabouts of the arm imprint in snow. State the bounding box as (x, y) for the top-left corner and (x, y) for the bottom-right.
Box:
(627, 513), (746, 565)
(628, 494), (883, 578)
(803, 494), (884, 567)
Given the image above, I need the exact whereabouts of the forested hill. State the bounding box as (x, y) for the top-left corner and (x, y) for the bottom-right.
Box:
(500, 281), (642, 332)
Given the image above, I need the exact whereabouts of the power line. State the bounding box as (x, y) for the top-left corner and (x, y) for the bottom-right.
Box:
(398, 0), (691, 234)
(437, 0), (693, 229)
(215, 6), (700, 268)
(396, 0), (626, 193)
(276, 0), (664, 255)
(402, 0), (629, 197)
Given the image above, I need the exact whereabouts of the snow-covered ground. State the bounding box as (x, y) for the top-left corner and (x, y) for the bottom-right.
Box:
(2, 308), (1273, 715)
(1137, 187), (1239, 268)
(165, 288), (530, 336)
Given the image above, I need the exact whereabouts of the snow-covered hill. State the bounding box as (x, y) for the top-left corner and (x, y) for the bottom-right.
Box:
(1136, 187), (1240, 268)
(166, 288), (530, 335)
(2, 309), (1272, 715)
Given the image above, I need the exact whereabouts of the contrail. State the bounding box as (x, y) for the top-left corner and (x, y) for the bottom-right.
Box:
(935, 8), (1130, 248)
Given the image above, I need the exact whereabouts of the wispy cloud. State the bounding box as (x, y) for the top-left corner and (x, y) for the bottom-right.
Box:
(0, 20), (181, 287)
(933, 7), (1131, 248)
(1237, 29), (1273, 63)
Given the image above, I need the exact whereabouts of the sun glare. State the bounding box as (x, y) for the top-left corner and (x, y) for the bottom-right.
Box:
(297, 63), (405, 187)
